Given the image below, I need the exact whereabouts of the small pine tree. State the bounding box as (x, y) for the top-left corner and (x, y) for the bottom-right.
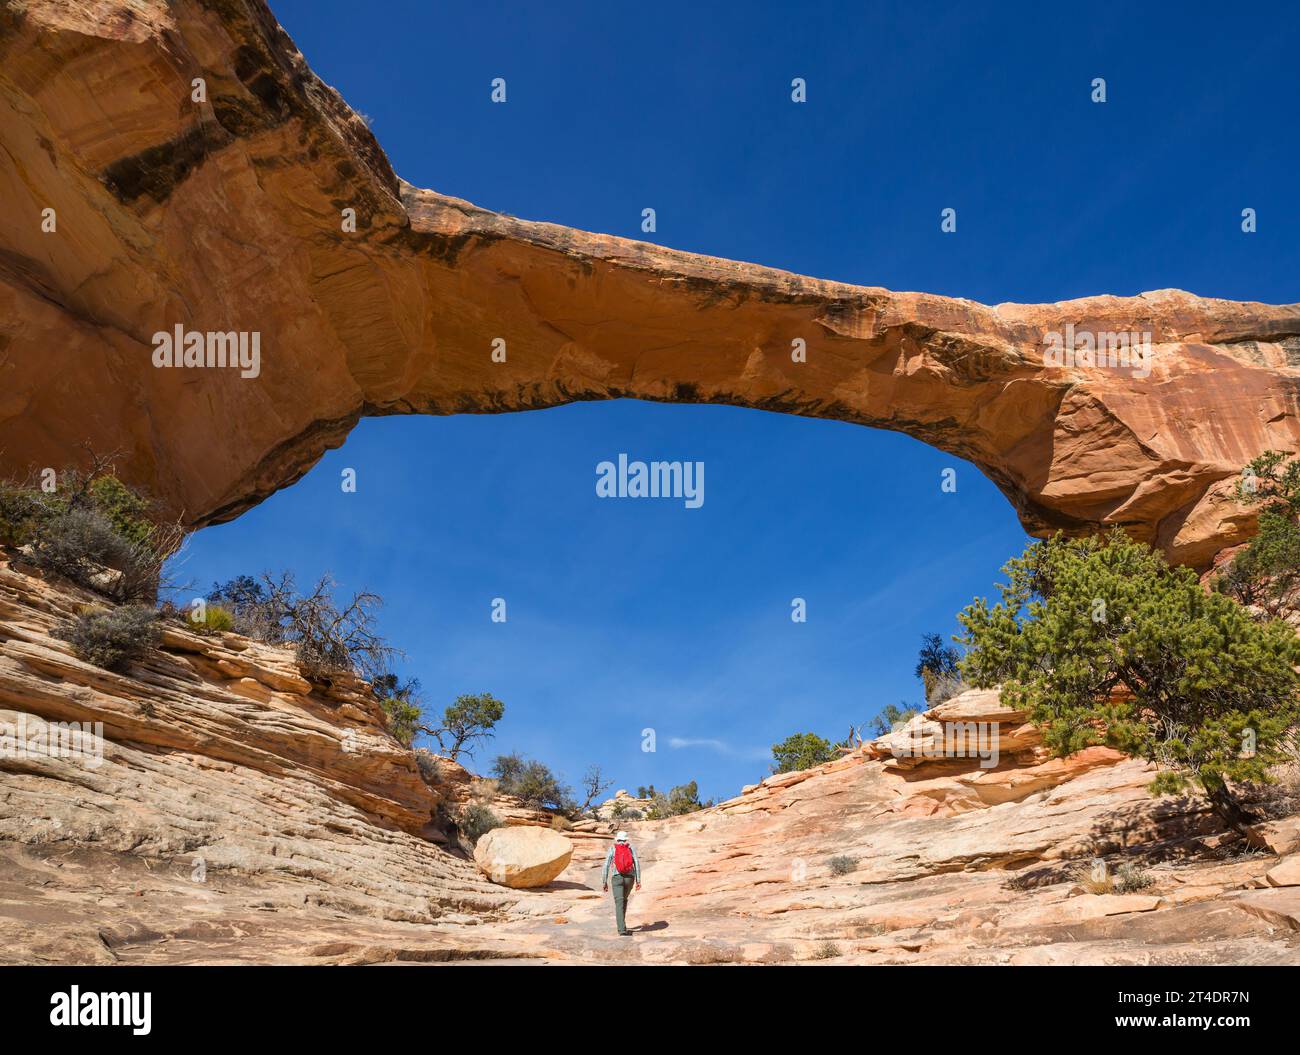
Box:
(770, 732), (835, 773)
(915, 632), (963, 703)
(428, 693), (504, 761)
(958, 529), (1300, 833)
(1218, 451), (1300, 618)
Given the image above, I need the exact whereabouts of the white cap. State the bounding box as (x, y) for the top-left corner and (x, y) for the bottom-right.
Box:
(615, 830), (629, 843)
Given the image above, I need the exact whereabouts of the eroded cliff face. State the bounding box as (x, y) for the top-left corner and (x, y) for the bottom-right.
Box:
(1, 0), (1298, 567)
(0, 550), (523, 947)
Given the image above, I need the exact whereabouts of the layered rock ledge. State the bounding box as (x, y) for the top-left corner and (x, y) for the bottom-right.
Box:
(0, 551), (523, 960)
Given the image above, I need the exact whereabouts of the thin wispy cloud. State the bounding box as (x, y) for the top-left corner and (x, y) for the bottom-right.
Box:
(668, 737), (769, 761)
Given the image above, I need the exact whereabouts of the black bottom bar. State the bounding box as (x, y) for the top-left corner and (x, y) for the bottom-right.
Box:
(2, 963), (1291, 1039)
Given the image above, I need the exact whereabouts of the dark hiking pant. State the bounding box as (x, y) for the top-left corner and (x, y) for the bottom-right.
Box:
(611, 873), (634, 934)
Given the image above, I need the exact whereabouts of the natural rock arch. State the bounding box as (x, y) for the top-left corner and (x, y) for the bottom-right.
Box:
(1, 0), (1298, 567)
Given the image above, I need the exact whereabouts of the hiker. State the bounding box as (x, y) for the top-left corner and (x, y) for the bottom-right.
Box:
(601, 830), (642, 936)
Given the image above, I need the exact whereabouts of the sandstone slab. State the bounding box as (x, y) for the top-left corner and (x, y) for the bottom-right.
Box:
(1251, 816), (1300, 855)
(1231, 889), (1300, 932)
(926, 688), (1028, 724)
(1266, 856), (1300, 888)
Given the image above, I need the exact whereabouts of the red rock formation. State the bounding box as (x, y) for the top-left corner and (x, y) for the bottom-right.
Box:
(1, 0), (1297, 566)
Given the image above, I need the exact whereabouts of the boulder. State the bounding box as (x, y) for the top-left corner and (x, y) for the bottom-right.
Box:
(474, 826), (573, 888)
(1250, 816), (1300, 856)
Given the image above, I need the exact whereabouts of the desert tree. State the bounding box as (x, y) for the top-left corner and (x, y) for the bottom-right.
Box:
(958, 529), (1300, 833)
(871, 702), (920, 737)
(770, 731), (835, 773)
(418, 692), (505, 761)
(1217, 450), (1300, 619)
(915, 632), (964, 704)
(208, 571), (398, 683)
(574, 764), (615, 814)
(491, 752), (576, 814)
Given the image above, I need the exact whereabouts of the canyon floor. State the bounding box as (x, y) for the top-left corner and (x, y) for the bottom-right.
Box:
(3, 553), (1300, 966)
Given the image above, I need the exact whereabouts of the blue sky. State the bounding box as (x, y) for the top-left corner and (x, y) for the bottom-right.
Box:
(168, 1), (1298, 802)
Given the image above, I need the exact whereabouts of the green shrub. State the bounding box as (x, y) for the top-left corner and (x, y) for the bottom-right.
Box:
(1217, 450), (1300, 618)
(958, 529), (1300, 833)
(205, 575), (275, 637)
(6, 467), (179, 604)
(771, 732), (834, 774)
(0, 481), (44, 547)
(491, 752), (576, 814)
(87, 475), (154, 546)
(380, 694), (422, 747)
(1217, 512), (1300, 619)
(1115, 862), (1155, 893)
(55, 606), (160, 672)
(460, 803), (504, 844)
(1, 470), (158, 551)
(646, 780), (711, 819)
(810, 940), (842, 960)
(1236, 449), (1300, 516)
(188, 604), (233, 633)
(827, 855), (858, 876)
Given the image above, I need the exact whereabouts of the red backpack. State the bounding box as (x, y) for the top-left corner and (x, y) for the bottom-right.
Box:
(613, 842), (635, 875)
